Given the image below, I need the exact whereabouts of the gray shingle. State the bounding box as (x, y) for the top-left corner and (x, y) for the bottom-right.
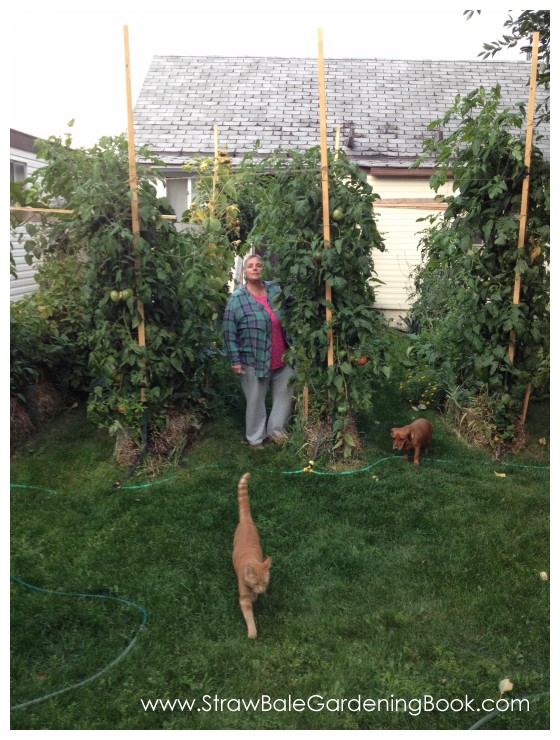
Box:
(134, 56), (550, 167)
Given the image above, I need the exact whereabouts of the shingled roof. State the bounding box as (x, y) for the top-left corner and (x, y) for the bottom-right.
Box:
(133, 56), (549, 169)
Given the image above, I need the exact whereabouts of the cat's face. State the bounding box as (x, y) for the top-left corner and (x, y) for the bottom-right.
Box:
(244, 557), (272, 593)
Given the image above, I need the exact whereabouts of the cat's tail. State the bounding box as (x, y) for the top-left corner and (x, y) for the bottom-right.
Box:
(237, 472), (252, 522)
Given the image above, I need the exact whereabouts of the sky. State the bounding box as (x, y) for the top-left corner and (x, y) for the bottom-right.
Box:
(7, 1), (528, 149)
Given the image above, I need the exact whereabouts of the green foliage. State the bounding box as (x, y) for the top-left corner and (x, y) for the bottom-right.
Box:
(410, 86), (550, 437)
(10, 303), (46, 403)
(465, 10), (550, 123)
(242, 147), (392, 458)
(10, 251), (91, 404)
(182, 149), (245, 253)
(16, 133), (237, 441)
(399, 364), (446, 411)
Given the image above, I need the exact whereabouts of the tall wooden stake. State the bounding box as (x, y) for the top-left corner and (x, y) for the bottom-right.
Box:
(521, 382), (532, 425)
(302, 124), (341, 418)
(318, 28), (334, 368)
(212, 124), (219, 207)
(124, 25), (147, 402)
(508, 31), (539, 424)
(334, 125), (341, 160)
(508, 31), (539, 366)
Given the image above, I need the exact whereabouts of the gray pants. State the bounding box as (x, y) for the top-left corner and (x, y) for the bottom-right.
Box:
(240, 364), (297, 445)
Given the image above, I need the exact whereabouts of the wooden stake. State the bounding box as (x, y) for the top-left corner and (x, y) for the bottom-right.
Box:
(10, 206), (74, 215)
(124, 25), (147, 402)
(212, 124), (219, 208)
(317, 28), (334, 368)
(334, 125), (341, 160)
(300, 123), (341, 416)
(521, 383), (532, 425)
(9, 205), (177, 219)
(508, 31), (539, 366)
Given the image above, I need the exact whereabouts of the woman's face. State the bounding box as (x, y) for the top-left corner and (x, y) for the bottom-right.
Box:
(244, 258), (264, 280)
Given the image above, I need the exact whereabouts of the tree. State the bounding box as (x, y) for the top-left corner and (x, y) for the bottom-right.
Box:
(465, 9), (550, 122)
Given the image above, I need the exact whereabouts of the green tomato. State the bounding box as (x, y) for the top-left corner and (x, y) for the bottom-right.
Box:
(121, 288), (134, 300)
(110, 290), (120, 302)
(332, 208), (344, 222)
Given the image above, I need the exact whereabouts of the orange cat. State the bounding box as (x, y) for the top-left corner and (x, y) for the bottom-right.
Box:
(232, 472), (271, 639)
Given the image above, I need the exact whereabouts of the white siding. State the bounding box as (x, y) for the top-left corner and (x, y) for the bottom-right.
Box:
(369, 175), (453, 326)
(10, 146), (44, 302)
(165, 175), (197, 232)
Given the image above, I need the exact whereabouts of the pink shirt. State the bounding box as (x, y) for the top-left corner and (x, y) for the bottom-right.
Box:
(252, 294), (287, 370)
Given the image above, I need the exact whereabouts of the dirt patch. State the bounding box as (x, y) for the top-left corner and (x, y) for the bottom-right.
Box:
(300, 410), (363, 465)
(445, 396), (527, 457)
(10, 375), (63, 451)
(10, 398), (35, 450)
(114, 410), (202, 471)
(24, 376), (63, 425)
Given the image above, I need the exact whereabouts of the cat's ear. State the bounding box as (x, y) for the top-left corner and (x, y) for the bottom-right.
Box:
(263, 557), (272, 569)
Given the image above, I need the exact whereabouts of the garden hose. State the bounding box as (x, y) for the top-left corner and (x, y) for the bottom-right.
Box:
(93, 455), (554, 489)
(467, 691), (549, 730)
(10, 461), (548, 721)
(11, 456), (548, 496)
(10, 576), (148, 711)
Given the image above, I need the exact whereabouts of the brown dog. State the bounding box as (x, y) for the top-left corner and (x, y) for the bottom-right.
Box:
(390, 418), (433, 466)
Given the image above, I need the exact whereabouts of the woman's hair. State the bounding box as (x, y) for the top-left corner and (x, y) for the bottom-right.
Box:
(243, 254), (263, 268)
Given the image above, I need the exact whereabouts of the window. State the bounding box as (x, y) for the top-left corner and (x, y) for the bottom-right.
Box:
(10, 160), (27, 182)
(166, 175), (197, 218)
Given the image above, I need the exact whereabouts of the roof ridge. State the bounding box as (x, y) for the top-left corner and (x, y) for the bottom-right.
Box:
(150, 54), (529, 64)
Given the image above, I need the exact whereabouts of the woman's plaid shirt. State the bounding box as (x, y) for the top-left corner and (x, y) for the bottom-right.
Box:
(223, 282), (286, 378)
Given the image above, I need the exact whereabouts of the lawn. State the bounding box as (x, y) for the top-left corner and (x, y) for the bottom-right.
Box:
(10, 364), (550, 730)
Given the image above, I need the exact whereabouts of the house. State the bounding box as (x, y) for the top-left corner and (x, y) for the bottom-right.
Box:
(133, 56), (550, 325)
(10, 129), (44, 302)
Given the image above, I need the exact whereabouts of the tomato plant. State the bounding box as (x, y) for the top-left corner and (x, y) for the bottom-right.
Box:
(410, 85), (550, 438)
(19, 133), (240, 449)
(243, 147), (392, 459)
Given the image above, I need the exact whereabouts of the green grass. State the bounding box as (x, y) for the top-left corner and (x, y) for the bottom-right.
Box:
(10, 368), (550, 730)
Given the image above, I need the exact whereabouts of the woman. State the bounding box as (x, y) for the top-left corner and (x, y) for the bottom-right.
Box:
(223, 254), (296, 448)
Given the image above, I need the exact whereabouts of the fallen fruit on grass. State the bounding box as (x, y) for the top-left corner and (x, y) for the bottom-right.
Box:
(539, 571), (548, 581)
(499, 678), (513, 696)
